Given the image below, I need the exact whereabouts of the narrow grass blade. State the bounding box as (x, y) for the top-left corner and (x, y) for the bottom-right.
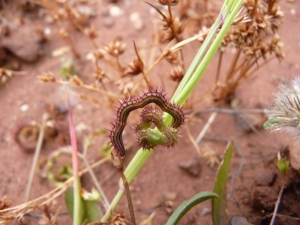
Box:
(65, 187), (83, 221)
(212, 141), (233, 225)
(166, 191), (219, 225)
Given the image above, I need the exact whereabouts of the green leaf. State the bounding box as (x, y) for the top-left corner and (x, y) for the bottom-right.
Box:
(276, 158), (289, 175)
(166, 192), (219, 225)
(212, 141), (233, 225)
(82, 199), (103, 223)
(65, 187), (102, 223)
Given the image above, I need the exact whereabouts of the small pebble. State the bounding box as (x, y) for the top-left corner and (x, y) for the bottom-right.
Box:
(103, 15), (114, 28)
(44, 27), (51, 35)
(109, 5), (124, 17)
(228, 216), (252, 225)
(289, 141), (300, 170)
(179, 158), (201, 177)
(77, 5), (97, 17)
(86, 52), (95, 61)
(164, 192), (177, 201)
(290, 8), (296, 15)
(255, 170), (276, 186)
(45, 15), (54, 23)
(201, 207), (211, 216)
(130, 12), (144, 31)
(20, 104), (29, 112)
(75, 122), (89, 133)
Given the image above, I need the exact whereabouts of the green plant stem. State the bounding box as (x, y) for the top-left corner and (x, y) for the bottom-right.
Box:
(172, 13), (223, 101)
(101, 0), (243, 222)
(24, 124), (45, 202)
(173, 0), (243, 108)
(71, 153), (81, 225)
(66, 91), (82, 225)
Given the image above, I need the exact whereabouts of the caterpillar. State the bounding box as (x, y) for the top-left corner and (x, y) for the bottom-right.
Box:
(109, 88), (186, 169)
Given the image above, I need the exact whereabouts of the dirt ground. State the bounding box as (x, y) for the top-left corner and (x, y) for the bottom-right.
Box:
(1, 0), (300, 225)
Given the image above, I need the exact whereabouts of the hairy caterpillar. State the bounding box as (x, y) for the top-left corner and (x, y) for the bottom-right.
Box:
(109, 88), (186, 169)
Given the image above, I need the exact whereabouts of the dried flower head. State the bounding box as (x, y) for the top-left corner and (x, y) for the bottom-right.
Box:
(157, 0), (180, 5)
(123, 41), (144, 77)
(202, 146), (220, 167)
(58, 28), (69, 39)
(115, 79), (134, 95)
(93, 68), (107, 83)
(123, 57), (144, 77)
(111, 212), (130, 225)
(38, 203), (60, 225)
(0, 68), (13, 84)
(84, 27), (99, 39)
(165, 49), (181, 65)
(69, 75), (83, 86)
(222, 0), (284, 51)
(159, 16), (184, 42)
(265, 77), (300, 138)
(0, 196), (11, 210)
(93, 49), (105, 60)
(169, 66), (184, 82)
(39, 72), (57, 83)
(104, 39), (126, 57)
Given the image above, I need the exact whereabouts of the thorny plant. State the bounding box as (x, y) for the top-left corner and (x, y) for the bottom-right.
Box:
(209, 0), (284, 102)
(0, 0), (278, 224)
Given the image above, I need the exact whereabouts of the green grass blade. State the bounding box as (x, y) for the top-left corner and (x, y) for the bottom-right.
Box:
(212, 141), (233, 225)
(166, 191), (219, 225)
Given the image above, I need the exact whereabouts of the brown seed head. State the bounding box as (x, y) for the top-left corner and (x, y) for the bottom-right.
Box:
(69, 75), (83, 86)
(165, 50), (180, 65)
(93, 49), (105, 60)
(111, 212), (130, 225)
(93, 68), (107, 82)
(169, 66), (184, 82)
(0, 68), (13, 84)
(58, 28), (69, 39)
(39, 72), (57, 83)
(157, 0), (180, 5)
(0, 196), (11, 210)
(85, 27), (99, 39)
(269, 34), (284, 59)
(104, 39), (126, 57)
(123, 57), (144, 77)
(159, 16), (184, 42)
(38, 203), (60, 225)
